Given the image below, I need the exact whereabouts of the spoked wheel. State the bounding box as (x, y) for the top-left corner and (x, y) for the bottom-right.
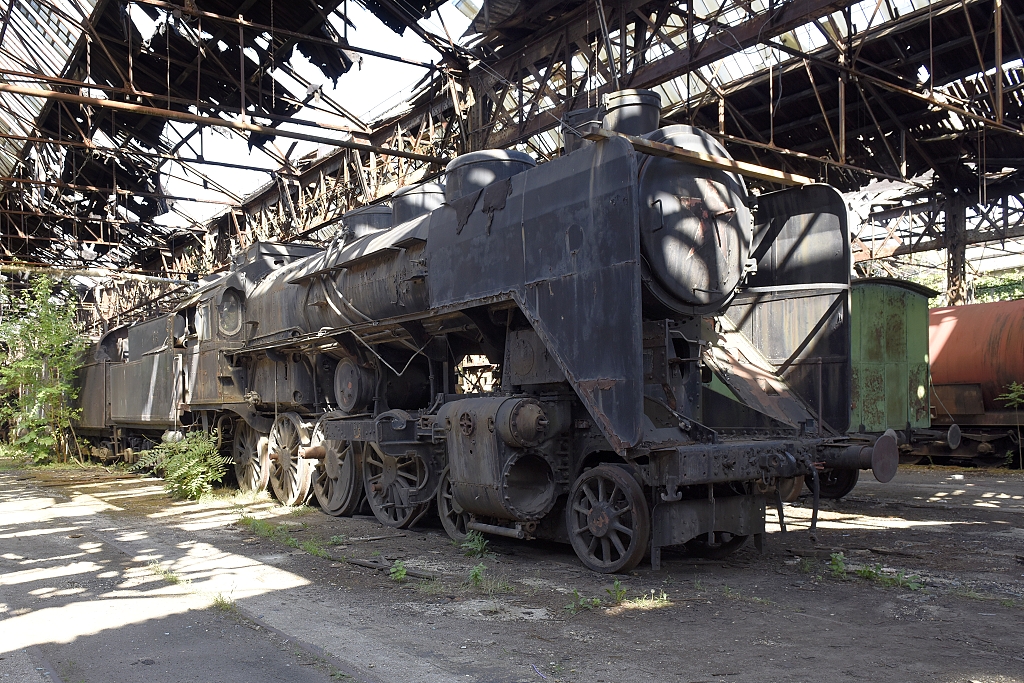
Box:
(233, 421), (270, 493)
(437, 467), (470, 542)
(566, 465), (650, 573)
(685, 531), (749, 559)
(268, 413), (314, 506)
(808, 468), (859, 499)
(310, 419), (364, 517)
(362, 443), (430, 528)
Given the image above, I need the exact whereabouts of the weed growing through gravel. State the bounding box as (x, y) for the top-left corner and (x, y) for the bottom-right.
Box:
(468, 563), (486, 587)
(829, 552), (847, 579)
(301, 539), (330, 559)
(483, 575), (515, 595)
(606, 579), (627, 604)
(212, 593), (234, 611)
(389, 560), (408, 582)
(564, 589), (602, 614)
(461, 531), (490, 558)
(329, 535), (347, 545)
(238, 515), (334, 559)
(148, 562), (188, 585)
(625, 589), (670, 609)
(417, 578), (445, 595)
(798, 557), (814, 573)
(855, 563), (924, 590)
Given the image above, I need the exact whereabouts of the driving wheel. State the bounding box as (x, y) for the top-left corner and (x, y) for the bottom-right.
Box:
(233, 421), (270, 493)
(362, 443), (430, 528)
(566, 465), (650, 573)
(268, 413), (314, 506)
(310, 418), (364, 516)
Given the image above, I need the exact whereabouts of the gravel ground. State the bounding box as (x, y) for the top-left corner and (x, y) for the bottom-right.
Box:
(1, 462), (1022, 683)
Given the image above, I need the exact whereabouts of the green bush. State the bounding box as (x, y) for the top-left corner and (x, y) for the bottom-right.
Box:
(132, 431), (230, 500)
(0, 276), (86, 463)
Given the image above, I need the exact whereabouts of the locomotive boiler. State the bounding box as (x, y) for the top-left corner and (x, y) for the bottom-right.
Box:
(77, 89), (898, 573)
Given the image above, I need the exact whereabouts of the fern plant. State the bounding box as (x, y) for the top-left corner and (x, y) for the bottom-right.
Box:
(132, 431), (230, 500)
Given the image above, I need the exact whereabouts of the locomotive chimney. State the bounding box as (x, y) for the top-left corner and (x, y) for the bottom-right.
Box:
(601, 89), (662, 136)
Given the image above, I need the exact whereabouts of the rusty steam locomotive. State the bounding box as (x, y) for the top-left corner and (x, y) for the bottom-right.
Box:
(78, 90), (898, 572)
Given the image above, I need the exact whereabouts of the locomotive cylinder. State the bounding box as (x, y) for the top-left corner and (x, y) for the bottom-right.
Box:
(440, 397), (560, 522)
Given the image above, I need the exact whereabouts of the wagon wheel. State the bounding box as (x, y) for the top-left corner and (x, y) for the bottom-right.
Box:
(362, 443), (430, 528)
(777, 476), (803, 502)
(566, 465), (650, 573)
(310, 418), (364, 517)
(233, 421), (270, 493)
(437, 467), (470, 542)
(268, 413), (314, 506)
(808, 468), (859, 499)
(685, 532), (748, 559)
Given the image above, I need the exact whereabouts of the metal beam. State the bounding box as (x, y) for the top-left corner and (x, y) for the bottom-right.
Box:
(0, 83), (450, 164)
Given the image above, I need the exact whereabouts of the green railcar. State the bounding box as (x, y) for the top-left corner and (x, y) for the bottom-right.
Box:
(849, 278), (935, 435)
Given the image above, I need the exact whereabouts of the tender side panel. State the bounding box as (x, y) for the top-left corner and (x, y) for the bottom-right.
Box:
(109, 350), (181, 426)
(78, 361), (108, 430)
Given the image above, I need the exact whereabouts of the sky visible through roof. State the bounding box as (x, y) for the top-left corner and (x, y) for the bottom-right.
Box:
(153, 1), (471, 230)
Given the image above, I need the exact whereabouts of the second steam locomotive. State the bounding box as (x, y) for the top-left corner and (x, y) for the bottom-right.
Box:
(78, 90), (897, 572)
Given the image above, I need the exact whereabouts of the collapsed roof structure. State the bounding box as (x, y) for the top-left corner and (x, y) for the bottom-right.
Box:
(0, 0), (1021, 324)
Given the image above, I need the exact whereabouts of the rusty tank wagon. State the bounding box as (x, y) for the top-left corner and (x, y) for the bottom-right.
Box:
(77, 90), (899, 573)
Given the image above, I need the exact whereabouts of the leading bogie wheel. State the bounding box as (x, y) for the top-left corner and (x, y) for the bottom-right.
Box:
(233, 420), (270, 493)
(437, 467), (470, 542)
(362, 443), (430, 529)
(566, 465), (650, 573)
(310, 418), (364, 517)
(268, 413), (314, 506)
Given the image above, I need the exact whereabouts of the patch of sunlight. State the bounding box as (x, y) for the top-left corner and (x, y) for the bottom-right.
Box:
(0, 561), (103, 586)
(767, 507), (980, 533)
(607, 591), (673, 614)
(68, 493), (123, 512)
(0, 526), (81, 540)
(13, 552), (88, 565)
(115, 531), (149, 542)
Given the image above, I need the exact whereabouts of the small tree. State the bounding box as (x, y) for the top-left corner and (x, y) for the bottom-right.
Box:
(996, 381), (1024, 470)
(0, 276), (86, 463)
